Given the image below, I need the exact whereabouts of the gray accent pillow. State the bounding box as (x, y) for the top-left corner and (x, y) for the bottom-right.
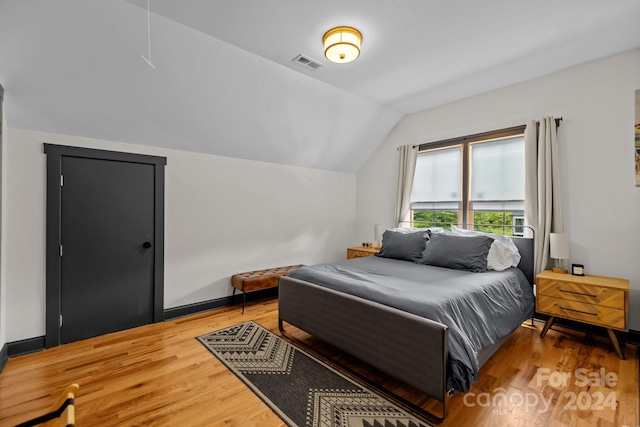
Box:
(419, 233), (493, 272)
(375, 229), (428, 262)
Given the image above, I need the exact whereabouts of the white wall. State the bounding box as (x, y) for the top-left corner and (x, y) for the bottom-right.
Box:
(5, 128), (356, 342)
(357, 49), (640, 330)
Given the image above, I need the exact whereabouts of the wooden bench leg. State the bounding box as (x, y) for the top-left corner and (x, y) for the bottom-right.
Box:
(242, 292), (246, 314)
(231, 287), (246, 314)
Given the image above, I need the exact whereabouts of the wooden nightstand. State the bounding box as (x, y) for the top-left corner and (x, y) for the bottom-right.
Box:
(347, 246), (379, 259)
(536, 270), (629, 359)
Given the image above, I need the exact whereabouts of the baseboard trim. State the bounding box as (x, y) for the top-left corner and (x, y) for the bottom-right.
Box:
(164, 288), (278, 320)
(164, 297), (232, 320)
(7, 336), (45, 358)
(0, 343), (8, 373)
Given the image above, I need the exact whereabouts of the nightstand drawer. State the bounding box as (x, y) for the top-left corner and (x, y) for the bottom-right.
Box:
(347, 247), (379, 259)
(537, 278), (625, 309)
(537, 294), (626, 330)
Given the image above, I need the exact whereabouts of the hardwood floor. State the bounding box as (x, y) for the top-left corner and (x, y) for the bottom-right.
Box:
(0, 297), (637, 426)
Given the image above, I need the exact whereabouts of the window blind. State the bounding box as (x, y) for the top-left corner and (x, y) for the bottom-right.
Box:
(469, 135), (525, 211)
(410, 146), (462, 210)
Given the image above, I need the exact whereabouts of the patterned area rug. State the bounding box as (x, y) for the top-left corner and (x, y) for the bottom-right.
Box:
(197, 321), (431, 427)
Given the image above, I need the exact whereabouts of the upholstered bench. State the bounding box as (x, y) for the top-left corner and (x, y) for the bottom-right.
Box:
(231, 265), (304, 313)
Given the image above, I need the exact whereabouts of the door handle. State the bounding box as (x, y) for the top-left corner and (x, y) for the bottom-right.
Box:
(142, 242), (152, 249)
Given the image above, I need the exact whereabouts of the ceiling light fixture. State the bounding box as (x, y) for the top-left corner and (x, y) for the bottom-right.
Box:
(323, 26), (362, 64)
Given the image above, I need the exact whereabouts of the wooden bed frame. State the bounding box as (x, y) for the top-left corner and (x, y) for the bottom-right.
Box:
(278, 236), (534, 423)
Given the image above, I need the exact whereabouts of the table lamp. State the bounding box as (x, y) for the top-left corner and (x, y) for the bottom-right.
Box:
(550, 233), (569, 274)
(374, 224), (384, 248)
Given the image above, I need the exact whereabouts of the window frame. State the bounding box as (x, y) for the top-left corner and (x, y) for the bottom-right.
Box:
(413, 125), (526, 229)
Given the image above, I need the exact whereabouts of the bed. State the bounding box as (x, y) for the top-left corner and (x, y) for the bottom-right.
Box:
(278, 228), (535, 421)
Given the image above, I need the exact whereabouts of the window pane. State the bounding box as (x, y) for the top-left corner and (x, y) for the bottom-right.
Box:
(413, 210), (458, 230)
(470, 200), (524, 211)
(472, 211), (524, 236)
(411, 146), (461, 210)
(469, 136), (524, 204)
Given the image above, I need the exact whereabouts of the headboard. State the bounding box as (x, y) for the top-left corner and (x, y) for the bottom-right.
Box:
(511, 236), (534, 286)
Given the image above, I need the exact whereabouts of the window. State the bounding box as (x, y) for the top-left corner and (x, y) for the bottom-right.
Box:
(410, 126), (525, 234)
(411, 145), (462, 228)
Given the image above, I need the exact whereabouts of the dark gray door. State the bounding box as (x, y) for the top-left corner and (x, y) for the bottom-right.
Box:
(45, 144), (166, 348)
(60, 156), (155, 343)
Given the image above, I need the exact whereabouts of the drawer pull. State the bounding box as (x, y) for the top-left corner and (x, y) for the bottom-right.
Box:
(558, 306), (597, 316)
(559, 289), (598, 298)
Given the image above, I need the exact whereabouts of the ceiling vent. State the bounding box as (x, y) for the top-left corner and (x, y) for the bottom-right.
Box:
(292, 54), (323, 71)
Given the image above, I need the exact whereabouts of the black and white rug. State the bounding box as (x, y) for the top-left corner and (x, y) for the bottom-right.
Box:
(197, 321), (431, 427)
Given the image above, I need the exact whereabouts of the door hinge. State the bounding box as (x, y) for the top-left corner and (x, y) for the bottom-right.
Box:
(59, 315), (63, 327)
(60, 174), (64, 187)
(59, 245), (63, 257)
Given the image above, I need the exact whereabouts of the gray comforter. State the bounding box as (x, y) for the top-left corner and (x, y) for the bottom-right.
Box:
(288, 256), (535, 392)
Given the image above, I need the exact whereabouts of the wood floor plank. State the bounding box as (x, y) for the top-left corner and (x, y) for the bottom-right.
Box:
(0, 297), (637, 426)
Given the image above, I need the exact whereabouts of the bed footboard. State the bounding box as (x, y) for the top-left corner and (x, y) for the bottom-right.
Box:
(278, 276), (449, 411)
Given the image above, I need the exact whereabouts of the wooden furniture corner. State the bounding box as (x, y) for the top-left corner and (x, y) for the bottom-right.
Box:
(347, 246), (379, 259)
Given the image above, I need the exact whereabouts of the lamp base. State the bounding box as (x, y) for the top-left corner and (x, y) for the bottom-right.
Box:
(552, 267), (568, 274)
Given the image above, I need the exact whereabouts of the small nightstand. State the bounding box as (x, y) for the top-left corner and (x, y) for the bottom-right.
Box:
(536, 270), (629, 359)
(347, 246), (379, 259)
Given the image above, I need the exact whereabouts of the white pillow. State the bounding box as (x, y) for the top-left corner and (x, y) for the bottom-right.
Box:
(450, 225), (521, 271)
(390, 226), (444, 234)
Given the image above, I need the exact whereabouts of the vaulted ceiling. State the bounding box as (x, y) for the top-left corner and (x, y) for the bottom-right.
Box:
(1, 0), (639, 172)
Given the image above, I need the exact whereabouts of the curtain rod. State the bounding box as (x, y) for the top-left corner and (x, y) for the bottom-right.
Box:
(407, 117), (563, 149)
(549, 117), (563, 127)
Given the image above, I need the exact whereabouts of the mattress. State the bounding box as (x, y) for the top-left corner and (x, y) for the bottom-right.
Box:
(288, 256), (535, 392)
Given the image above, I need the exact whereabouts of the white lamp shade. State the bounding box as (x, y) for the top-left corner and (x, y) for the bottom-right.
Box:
(374, 224), (384, 244)
(323, 27), (362, 63)
(549, 233), (569, 260)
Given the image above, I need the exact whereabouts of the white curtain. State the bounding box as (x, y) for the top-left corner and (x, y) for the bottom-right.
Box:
(524, 117), (564, 275)
(395, 144), (418, 228)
